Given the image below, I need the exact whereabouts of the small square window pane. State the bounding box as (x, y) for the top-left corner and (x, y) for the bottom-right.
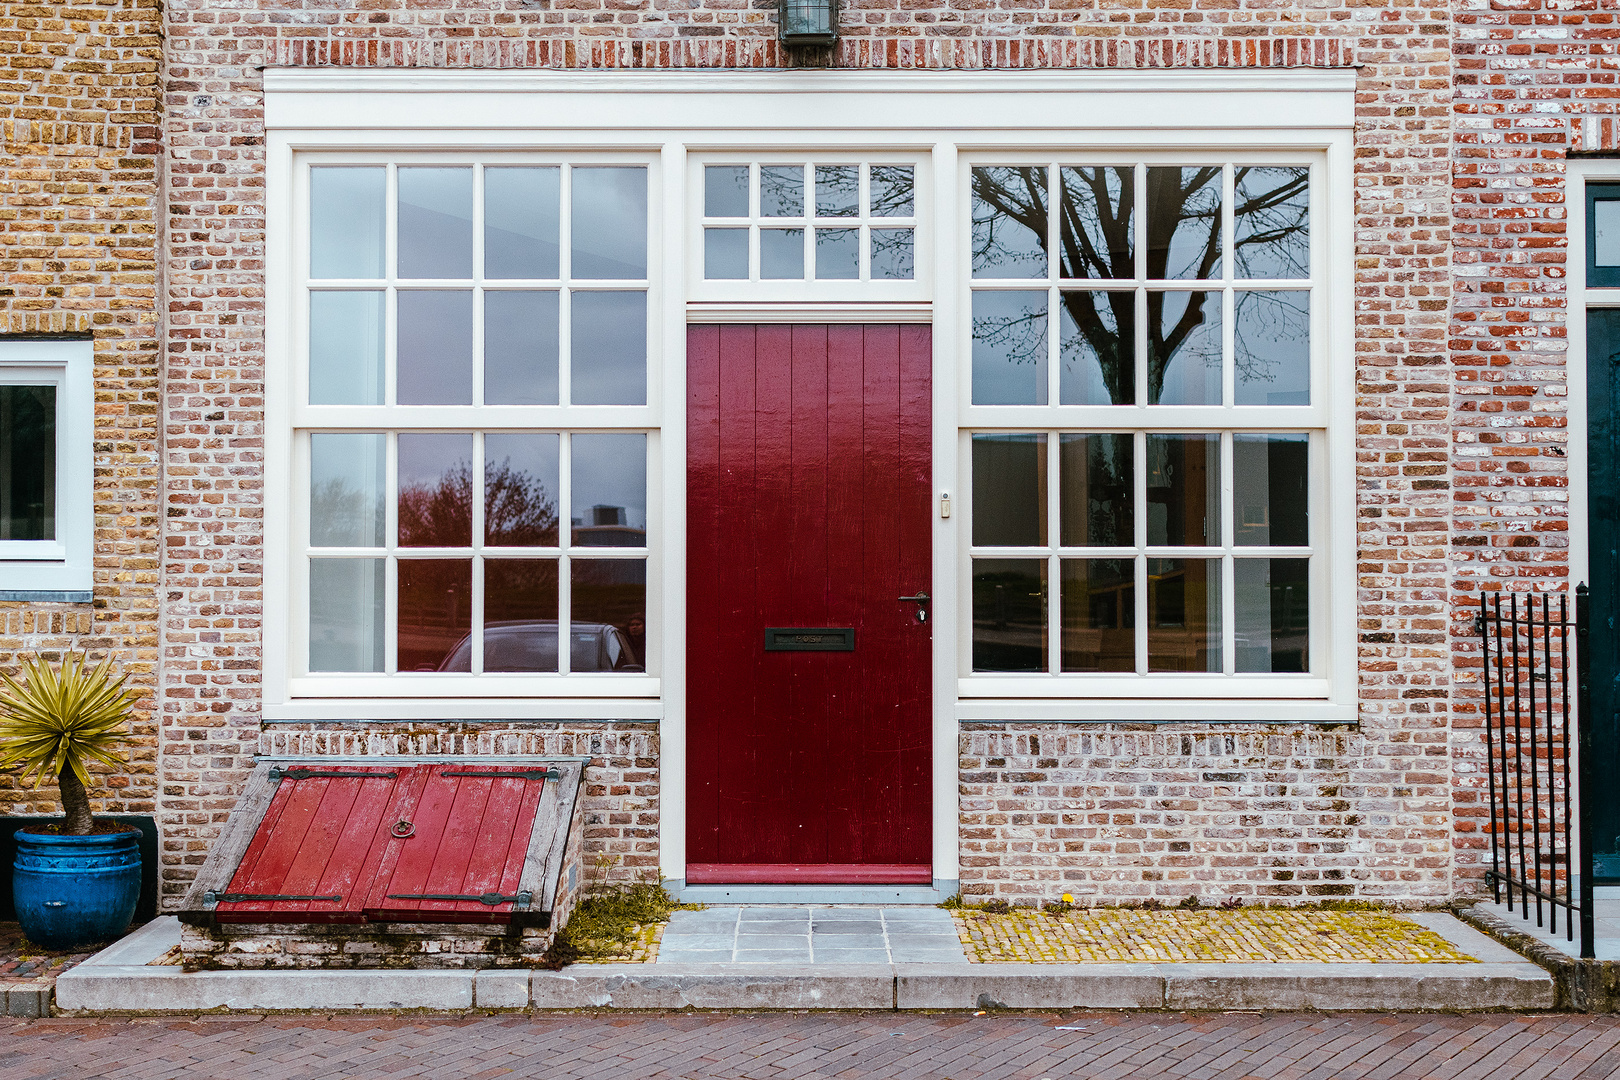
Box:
(397, 290), (474, 405)
(571, 167), (647, 280)
(972, 559), (1047, 672)
(1061, 559), (1134, 672)
(572, 559), (647, 671)
(309, 291), (384, 406)
(1146, 166), (1221, 280)
(814, 228), (859, 279)
(705, 228), (748, 280)
(972, 290), (1047, 405)
(759, 165), (804, 217)
(1148, 290), (1220, 406)
(815, 165), (858, 217)
(761, 228), (805, 279)
(311, 433), (384, 547)
(1060, 291), (1135, 405)
(972, 166), (1048, 279)
(0, 385), (54, 541)
(1059, 167), (1134, 280)
(398, 167), (473, 279)
(398, 559), (472, 673)
(871, 228), (914, 280)
(485, 167), (560, 280)
(1235, 291), (1309, 405)
(1236, 558), (1308, 673)
(480, 560), (560, 673)
(398, 433), (473, 548)
(1597, 201), (1620, 267)
(972, 433), (1047, 547)
(310, 167), (384, 279)
(485, 290), (559, 406)
(485, 433), (559, 547)
(870, 165), (914, 217)
(571, 432), (647, 547)
(309, 558), (384, 672)
(1147, 557), (1220, 672)
(1233, 434), (1308, 547)
(570, 291), (646, 405)
(1146, 434), (1220, 547)
(1234, 166), (1309, 280)
(1059, 434), (1132, 547)
(705, 165), (750, 218)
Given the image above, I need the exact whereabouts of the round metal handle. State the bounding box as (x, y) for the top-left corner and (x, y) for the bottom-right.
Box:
(390, 819), (415, 839)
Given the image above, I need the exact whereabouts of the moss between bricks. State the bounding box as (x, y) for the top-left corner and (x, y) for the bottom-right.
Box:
(544, 882), (700, 967)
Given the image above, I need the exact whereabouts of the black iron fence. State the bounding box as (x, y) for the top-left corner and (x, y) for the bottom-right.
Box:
(1476, 588), (1595, 958)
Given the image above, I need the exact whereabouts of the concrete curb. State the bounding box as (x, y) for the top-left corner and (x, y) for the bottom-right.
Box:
(54, 914), (1558, 1014)
(1451, 900), (1620, 1012)
(0, 983), (51, 1018)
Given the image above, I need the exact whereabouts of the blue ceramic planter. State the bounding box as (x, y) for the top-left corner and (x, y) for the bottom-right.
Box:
(12, 828), (141, 949)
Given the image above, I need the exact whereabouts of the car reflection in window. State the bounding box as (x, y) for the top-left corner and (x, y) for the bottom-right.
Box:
(437, 620), (644, 673)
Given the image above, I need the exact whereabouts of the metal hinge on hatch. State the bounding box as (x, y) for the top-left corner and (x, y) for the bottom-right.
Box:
(269, 766), (400, 782)
(438, 769), (559, 781)
(384, 891), (534, 908)
(204, 891), (343, 904)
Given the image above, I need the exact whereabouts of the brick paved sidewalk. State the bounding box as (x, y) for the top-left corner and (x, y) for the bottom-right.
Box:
(0, 921), (101, 1013)
(1, 1011), (1617, 1079)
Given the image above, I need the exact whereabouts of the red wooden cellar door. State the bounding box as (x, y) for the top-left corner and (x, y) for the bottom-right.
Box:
(687, 324), (933, 884)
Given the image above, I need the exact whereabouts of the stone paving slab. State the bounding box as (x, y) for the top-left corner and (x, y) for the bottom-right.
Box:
(656, 906), (966, 964)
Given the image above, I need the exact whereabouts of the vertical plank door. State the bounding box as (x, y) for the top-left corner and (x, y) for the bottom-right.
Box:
(687, 323), (932, 883)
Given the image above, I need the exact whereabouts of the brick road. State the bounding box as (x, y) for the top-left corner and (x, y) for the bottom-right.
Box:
(0, 1012), (1616, 1079)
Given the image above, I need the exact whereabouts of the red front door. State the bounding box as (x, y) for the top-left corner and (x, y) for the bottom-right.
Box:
(687, 323), (932, 884)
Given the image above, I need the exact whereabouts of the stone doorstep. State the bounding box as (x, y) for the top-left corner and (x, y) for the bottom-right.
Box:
(53, 915), (1556, 1014)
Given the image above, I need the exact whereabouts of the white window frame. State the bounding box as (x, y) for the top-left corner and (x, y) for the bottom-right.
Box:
(0, 339), (92, 599)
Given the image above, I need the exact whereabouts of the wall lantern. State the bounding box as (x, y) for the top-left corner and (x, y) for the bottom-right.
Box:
(780, 0), (838, 48)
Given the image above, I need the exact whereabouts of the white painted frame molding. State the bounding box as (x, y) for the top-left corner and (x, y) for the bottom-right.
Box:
(0, 339), (93, 599)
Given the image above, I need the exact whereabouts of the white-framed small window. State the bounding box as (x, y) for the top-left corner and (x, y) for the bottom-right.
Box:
(0, 339), (92, 600)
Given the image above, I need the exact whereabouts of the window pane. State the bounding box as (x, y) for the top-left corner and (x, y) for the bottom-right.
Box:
(485, 167), (560, 280)
(310, 167), (384, 279)
(1233, 166), (1308, 280)
(972, 558), (1047, 672)
(572, 432), (647, 547)
(971, 433), (1046, 547)
(1146, 166), (1221, 280)
(871, 228), (914, 280)
(815, 227), (859, 279)
(310, 433), (384, 547)
(0, 385), (54, 541)
(971, 166), (1048, 278)
(570, 291), (646, 405)
(761, 228), (804, 279)
(1060, 291), (1135, 405)
(972, 290), (1047, 405)
(815, 165), (858, 217)
(1235, 291), (1309, 405)
(398, 558), (471, 672)
(1061, 558), (1134, 672)
(759, 165), (804, 217)
(704, 228), (748, 279)
(1059, 167), (1134, 280)
(1147, 290), (1220, 406)
(398, 433), (472, 547)
(309, 290), (384, 405)
(1233, 434), (1308, 547)
(870, 165), (914, 217)
(485, 290), (559, 406)
(397, 167), (473, 279)
(1146, 434), (1219, 547)
(1597, 200), (1620, 267)
(570, 167), (647, 280)
(1147, 557), (1220, 672)
(485, 433), (559, 547)
(572, 559), (647, 671)
(1235, 558), (1308, 673)
(309, 558), (384, 672)
(480, 559), (560, 673)
(1059, 433), (1132, 547)
(397, 290), (473, 405)
(705, 166), (749, 217)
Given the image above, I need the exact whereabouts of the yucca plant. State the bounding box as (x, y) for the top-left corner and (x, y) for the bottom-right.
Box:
(0, 653), (139, 835)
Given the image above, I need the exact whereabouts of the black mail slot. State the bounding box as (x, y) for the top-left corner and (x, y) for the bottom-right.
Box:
(764, 627), (855, 652)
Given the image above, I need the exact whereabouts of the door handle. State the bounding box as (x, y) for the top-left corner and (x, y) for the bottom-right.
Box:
(897, 592), (930, 603)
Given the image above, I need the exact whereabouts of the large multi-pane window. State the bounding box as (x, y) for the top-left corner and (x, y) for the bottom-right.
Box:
(300, 162), (652, 677)
(965, 161), (1319, 681)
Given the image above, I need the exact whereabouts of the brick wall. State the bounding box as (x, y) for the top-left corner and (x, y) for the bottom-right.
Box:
(0, 0), (161, 818)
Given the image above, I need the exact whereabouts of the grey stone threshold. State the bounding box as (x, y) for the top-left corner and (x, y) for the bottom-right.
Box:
(55, 914), (1555, 1014)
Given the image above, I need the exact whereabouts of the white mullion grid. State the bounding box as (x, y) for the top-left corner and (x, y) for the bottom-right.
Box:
(1133, 429), (1148, 675)
(1046, 163), (1061, 411)
(799, 161), (812, 281)
(1046, 427), (1060, 675)
(1220, 430), (1235, 675)
(749, 163), (761, 282)
(384, 430), (399, 674)
(473, 167), (486, 409)
(385, 165), (400, 408)
(859, 162), (871, 282)
(471, 432), (486, 675)
(559, 166), (574, 410)
(558, 431), (573, 675)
